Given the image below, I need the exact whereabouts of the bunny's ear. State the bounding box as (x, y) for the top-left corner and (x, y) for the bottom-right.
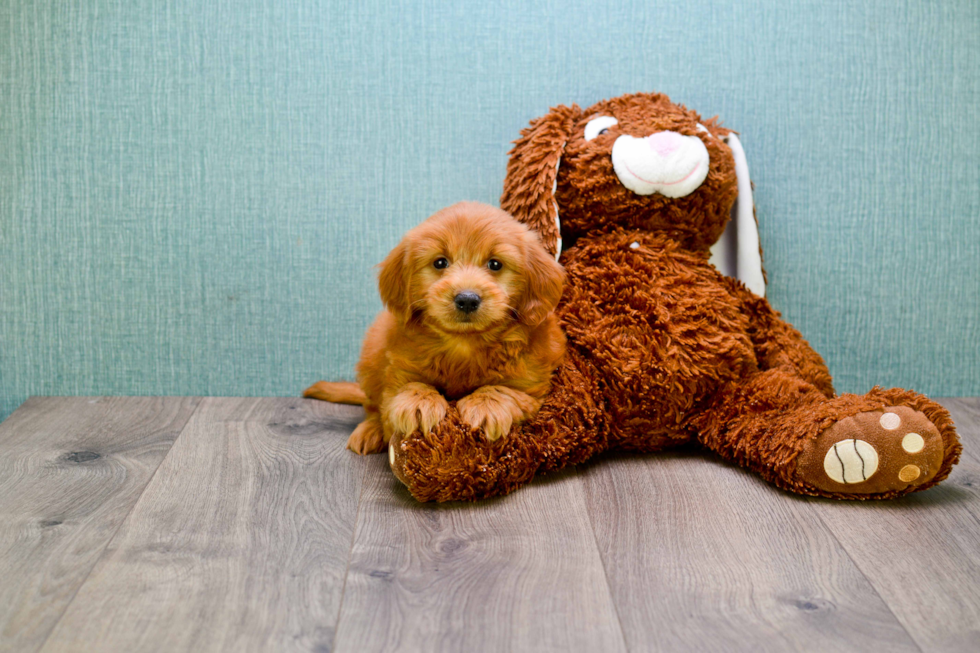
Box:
(708, 132), (767, 297)
(500, 104), (580, 260)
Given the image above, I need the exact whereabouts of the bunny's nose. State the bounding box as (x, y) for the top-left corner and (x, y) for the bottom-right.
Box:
(646, 131), (684, 157)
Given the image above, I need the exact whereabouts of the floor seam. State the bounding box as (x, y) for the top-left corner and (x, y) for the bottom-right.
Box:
(32, 396), (205, 653)
(807, 502), (925, 653)
(329, 452), (370, 653)
(579, 464), (632, 653)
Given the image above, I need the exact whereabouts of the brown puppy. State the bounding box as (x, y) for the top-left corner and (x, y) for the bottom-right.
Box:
(304, 202), (566, 454)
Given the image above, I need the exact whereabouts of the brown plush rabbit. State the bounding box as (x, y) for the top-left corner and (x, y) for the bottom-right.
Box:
(382, 92), (960, 502)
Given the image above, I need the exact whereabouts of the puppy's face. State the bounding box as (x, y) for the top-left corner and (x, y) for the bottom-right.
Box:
(378, 202), (564, 333)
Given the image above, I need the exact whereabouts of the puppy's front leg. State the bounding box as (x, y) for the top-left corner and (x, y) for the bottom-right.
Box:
(347, 413), (385, 455)
(458, 386), (543, 441)
(385, 382), (449, 435)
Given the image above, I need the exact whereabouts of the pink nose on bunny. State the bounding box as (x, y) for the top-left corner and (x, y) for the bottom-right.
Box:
(646, 131), (684, 158)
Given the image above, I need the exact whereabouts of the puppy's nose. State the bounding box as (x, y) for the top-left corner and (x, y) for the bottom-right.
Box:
(454, 291), (481, 314)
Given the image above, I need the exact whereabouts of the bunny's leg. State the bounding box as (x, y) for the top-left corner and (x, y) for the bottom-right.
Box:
(694, 368), (960, 498)
(388, 350), (609, 502)
(729, 282), (837, 397)
(695, 283), (959, 498)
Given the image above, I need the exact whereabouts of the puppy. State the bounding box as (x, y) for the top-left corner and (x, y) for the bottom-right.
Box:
(304, 201), (566, 454)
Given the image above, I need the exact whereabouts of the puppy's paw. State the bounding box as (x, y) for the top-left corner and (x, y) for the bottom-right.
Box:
(347, 419), (385, 455)
(387, 382), (449, 435)
(458, 386), (540, 441)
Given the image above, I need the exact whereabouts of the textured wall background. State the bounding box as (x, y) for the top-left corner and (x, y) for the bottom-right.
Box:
(2, 0), (978, 420)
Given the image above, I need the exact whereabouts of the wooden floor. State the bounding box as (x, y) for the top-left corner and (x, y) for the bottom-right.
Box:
(1, 397), (978, 653)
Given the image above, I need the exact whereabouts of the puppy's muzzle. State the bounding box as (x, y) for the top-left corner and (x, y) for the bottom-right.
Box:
(454, 291), (481, 314)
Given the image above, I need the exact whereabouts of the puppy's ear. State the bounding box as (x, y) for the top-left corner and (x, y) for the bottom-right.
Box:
(377, 239), (412, 319)
(500, 104), (580, 259)
(517, 231), (566, 326)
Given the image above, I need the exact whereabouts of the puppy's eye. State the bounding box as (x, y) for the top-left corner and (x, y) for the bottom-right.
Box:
(584, 116), (619, 141)
(433, 257), (449, 269)
(487, 259), (503, 271)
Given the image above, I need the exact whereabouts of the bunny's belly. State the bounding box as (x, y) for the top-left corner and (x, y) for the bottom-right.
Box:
(557, 233), (758, 449)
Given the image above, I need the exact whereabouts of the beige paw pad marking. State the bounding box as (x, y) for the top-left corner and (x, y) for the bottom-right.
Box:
(902, 432), (924, 453)
(388, 443), (396, 466)
(879, 412), (901, 430)
(899, 464), (920, 482)
(824, 439), (879, 484)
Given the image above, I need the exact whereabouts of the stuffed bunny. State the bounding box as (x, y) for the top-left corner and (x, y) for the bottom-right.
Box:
(386, 92), (960, 502)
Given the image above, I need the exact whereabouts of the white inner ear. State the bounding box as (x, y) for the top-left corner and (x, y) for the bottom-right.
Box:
(708, 133), (765, 297)
(697, 123), (711, 137)
(584, 116), (618, 141)
(553, 148), (563, 260)
(708, 221), (736, 279)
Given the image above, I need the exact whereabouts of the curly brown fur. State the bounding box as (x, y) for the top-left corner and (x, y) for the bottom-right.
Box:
(389, 349), (609, 501)
(387, 93), (960, 502)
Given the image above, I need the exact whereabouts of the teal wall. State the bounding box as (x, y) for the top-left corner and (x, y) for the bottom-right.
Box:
(2, 0), (979, 420)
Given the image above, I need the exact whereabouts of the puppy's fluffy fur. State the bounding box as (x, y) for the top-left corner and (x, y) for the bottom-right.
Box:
(304, 202), (566, 454)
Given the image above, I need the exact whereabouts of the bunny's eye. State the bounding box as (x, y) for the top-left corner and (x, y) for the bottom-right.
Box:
(584, 116), (619, 141)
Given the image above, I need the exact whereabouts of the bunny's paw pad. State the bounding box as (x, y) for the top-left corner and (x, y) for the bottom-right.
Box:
(797, 406), (944, 495)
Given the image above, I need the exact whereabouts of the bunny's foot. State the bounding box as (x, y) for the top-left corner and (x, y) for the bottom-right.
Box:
(796, 405), (949, 497)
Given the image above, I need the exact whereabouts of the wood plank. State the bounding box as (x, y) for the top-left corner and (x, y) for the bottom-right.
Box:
(333, 460), (627, 653)
(38, 397), (367, 653)
(582, 449), (920, 653)
(807, 398), (980, 652)
(0, 396), (200, 653)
